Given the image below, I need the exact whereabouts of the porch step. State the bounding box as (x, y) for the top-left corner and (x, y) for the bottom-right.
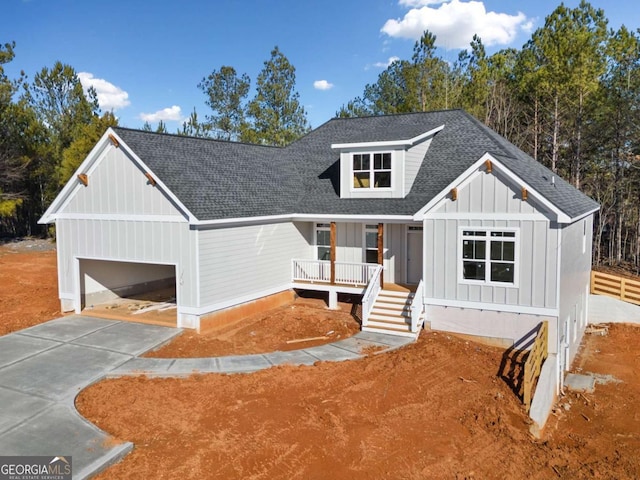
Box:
(367, 318), (410, 329)
(369, 311), (410, 321)
(362, 325), (417, 338)
(374, 299), (411, 309)
(377, 291), (414, 300)
(362, 288), (422, 339)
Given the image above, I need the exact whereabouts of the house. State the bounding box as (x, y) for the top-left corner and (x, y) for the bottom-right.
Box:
(40, 109), (598, 393)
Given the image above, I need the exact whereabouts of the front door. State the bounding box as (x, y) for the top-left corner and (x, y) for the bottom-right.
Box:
(407, 227), (423, 284)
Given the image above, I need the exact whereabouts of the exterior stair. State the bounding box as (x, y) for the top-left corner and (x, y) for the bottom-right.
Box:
(362, 289), (424, 339)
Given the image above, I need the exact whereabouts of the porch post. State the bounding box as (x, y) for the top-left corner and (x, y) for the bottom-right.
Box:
(330, 221), (336, 284)
(378, 223), (384, 287)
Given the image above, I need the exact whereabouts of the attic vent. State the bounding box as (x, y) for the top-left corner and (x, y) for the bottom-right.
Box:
(145, 172), (156, 186)
(108, 134), (119, 147)
(484, 159), (492, 173)
(77, 173), (88, 186)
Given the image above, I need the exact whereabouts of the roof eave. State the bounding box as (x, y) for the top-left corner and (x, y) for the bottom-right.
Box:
(331, 124), (445, 150)
(412, 152), (590, 224)
(39, 128), (200, 225)
(38, 130), (114, 224)
(190, 213), (416, 228)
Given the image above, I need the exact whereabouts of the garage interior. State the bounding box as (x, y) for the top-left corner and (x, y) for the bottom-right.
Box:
(78, 259), (177, 327)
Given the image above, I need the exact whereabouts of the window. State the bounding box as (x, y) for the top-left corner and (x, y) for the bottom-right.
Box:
(353, 152), (391, 189)
(460, 229), (517, 284)
(365, 224), (379, 263)
(316, 223), (331, 260)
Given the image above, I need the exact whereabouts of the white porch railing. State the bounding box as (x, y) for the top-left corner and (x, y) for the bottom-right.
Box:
(410, 279), (425, 332)
(361, 264), (384, 328)
(291, 259), (379, 286)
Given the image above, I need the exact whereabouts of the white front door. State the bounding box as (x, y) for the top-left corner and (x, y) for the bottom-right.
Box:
(407, 227), (423, 284)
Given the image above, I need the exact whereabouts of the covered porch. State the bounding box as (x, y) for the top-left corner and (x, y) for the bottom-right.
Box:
(291, 221), (390, 303)
(290, 221), (425, 337)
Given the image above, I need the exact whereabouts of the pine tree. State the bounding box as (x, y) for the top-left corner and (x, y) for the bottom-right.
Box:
(243, 47), (309, 146)
(198, 66), (249, 140)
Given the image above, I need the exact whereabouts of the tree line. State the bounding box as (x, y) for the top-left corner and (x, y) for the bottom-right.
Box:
(0, 45), (308, 237)
(337, 1), (640, 271)
(1, 1), (639, 271)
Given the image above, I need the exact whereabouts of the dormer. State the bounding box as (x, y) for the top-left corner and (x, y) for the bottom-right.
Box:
(332, 124), (444, 199)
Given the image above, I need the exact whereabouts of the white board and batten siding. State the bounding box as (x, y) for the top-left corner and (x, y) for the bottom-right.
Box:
(54, 145), (198, 325)
(62, 147), (184, 217)
(423, 167), (561, 350)
(197, 221), (311, 312)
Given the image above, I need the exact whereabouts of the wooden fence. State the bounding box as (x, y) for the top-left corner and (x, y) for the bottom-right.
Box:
(523, 321), (548, 412)
(591, 270), (640, 305)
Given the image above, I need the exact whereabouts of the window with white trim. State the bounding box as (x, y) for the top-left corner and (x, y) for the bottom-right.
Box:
(365, 224), (379, 263)
(460, 229), (517, 284)
(316, 223), (331, 261)
(353, 152), (391, 189)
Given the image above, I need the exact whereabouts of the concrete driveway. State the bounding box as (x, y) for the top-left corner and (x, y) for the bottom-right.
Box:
(0, 316), (181, 479)
(0, 315), (412, 479)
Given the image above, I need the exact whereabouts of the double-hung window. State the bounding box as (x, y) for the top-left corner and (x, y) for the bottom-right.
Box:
(364, 224), (379, 263)
(353, 152), (391, 189)
(316, 223), (331, 261)
(460, 229), (517, 285)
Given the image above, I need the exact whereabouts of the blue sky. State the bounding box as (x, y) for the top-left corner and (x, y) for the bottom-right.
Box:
(2, 0), (634, 131)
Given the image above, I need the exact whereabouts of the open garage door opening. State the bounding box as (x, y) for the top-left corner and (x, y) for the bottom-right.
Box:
(79, 259), (177, 327)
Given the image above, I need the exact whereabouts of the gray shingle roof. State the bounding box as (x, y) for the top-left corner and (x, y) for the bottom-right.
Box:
(112, 128), (299, 219)
(112, 110), (598, 222)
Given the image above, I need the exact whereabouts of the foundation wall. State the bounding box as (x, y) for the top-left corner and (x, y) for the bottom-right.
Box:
(199, 289), (296, 334)
(427, 305), (558, 353)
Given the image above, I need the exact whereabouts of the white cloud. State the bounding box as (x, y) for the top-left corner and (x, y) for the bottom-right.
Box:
(77, 72), (130, 111)
(399, 0), (444, 6)
(313, 80), (334, 90)
(381, 0), (530, 49)
(139, 105), (183, 123)
(373, 56), (401, 68)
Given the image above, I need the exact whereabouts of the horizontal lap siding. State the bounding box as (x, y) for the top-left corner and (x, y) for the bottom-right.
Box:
(559, 216), (593, 363)
(336, 222), (362, 263)
(404, 139), (432, 195)
(387, 223), (404, 284)
(198, 221), (311, 307)
(336, 222), (403, 283)
(56, 218), (197, 307)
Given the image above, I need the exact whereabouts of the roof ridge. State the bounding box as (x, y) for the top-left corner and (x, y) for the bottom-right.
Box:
(328, 108), (463, 123)
(112, 126), (284, 149)
(456, 111), (517, 159)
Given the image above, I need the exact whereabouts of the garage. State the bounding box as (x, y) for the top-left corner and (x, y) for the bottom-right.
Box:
(78, 259), (177, 327)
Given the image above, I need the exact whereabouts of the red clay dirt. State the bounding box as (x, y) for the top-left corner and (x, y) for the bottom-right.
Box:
(146, 297), (361, 357)
(0, 239), (59, 336)
(77, 324), (640, 480)
(3, 243), (640, 479)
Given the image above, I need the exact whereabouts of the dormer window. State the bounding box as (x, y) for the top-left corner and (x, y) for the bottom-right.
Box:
(353, 152), (391, 189)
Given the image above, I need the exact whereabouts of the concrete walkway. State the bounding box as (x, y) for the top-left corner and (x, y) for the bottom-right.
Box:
(0, 315), (412, 479)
